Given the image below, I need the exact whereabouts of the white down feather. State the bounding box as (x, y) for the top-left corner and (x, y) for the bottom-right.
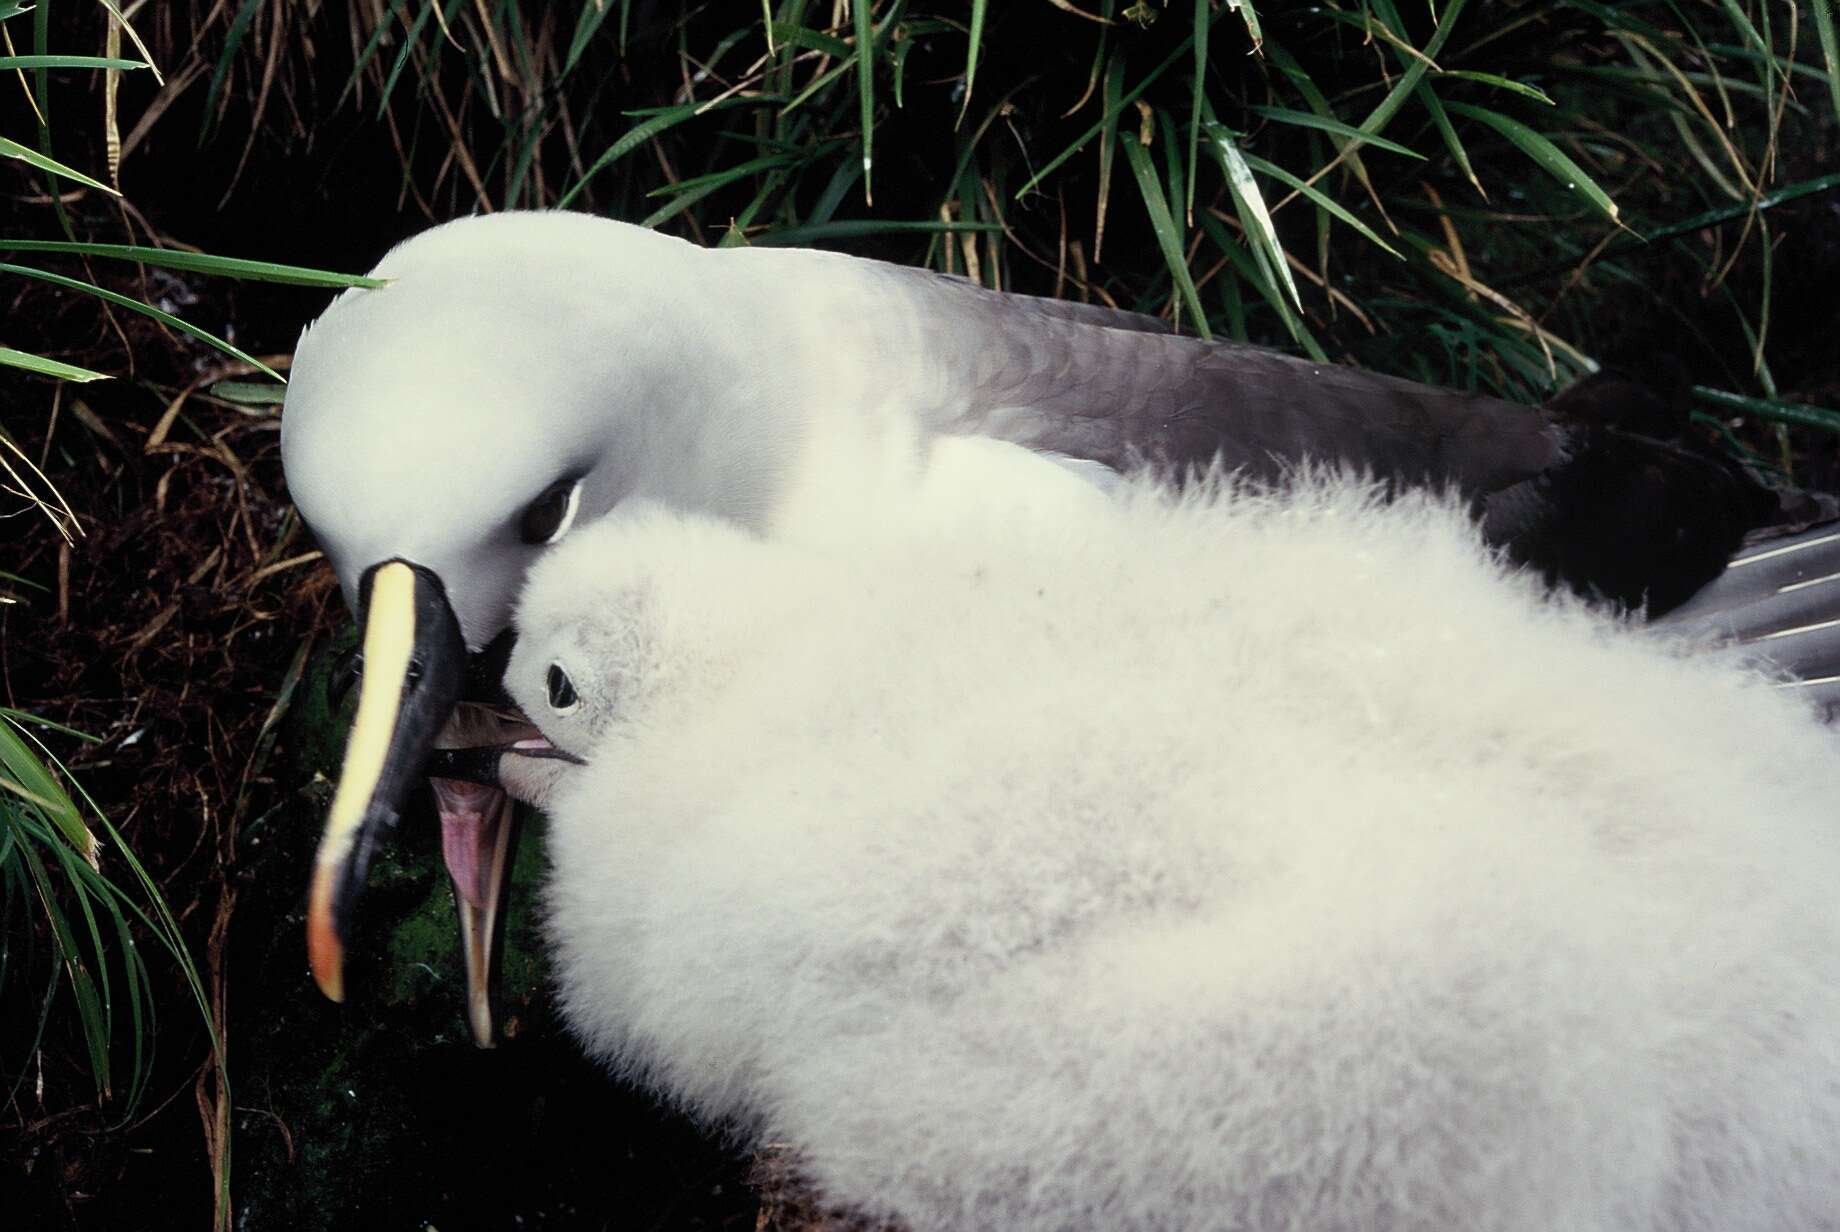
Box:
(505, 461), (1840, 1232)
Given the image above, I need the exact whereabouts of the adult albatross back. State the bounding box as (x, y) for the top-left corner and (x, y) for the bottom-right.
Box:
(280, 210), (1834, 1044)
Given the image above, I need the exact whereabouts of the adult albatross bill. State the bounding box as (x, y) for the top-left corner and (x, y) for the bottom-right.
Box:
(280, 210), (1837, 1046)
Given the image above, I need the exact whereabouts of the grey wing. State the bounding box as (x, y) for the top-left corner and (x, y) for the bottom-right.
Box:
(1652, 524), (1840, 720)
(887, 270), (1789, 616)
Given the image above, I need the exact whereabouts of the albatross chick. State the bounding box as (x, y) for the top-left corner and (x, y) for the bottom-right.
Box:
(494, 471), (1840, 1232)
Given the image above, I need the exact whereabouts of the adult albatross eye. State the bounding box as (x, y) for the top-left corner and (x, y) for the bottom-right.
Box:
(521, 478), (582, 546)
(546, 663), (580, 714)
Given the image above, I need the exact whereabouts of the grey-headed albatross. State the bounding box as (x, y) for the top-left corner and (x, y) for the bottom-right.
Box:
(279, 210), (1840, 1045)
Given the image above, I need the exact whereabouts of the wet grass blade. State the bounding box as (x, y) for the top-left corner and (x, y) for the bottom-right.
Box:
(1415, 82), (1483, 197)
(1433, 70), (1555, 106)
(208, 379), (288, 406)
(1443, 100), (1620, 223)
(560, 95), (769, 208)
(0, 347), (109, 381)
(200, 0), (265, 139)
(0, 240), (385, 287)
(566, 0), (617, 73)
(14, 835), (110, 1101)
(1238, 152), (1402, 258)
(1815, 0), (1840, 125)
(1185, 0), (1208, 222)
(645, 152), (800, 196)
(0, 54), (145, 70)
(1691, 387), (1840, 435)
(1, 718), (96, 864)
(1205, 122), (1301, 311)
(1247, 105), (1425, 159)
(958, 0), (986, 125)
(1096, 54), (1124, 258)
(1199, 210), (1325, 360)
(0, 135), (119, 196)
(1120, 112), (1207, 335)
(1357, 0), (1469, 137)
(854, 0), (874, 203)
(1225, 0), (1261, 46)
(379, 0), (444, 118)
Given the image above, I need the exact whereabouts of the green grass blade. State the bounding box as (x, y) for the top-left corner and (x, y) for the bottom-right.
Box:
(1238, 152), (1402, 258)
(854, 0), (874, 203)
(1414, 82), (1483, 197)
(0, 240), (385, 287)
(15, 838), (110, 1101)
(1, 718), (96, 863)
(1442, 100), (1620, 223)
(1205, 123), (1301, 311)
(1357, 0), (1469, 137)
(208, 380), (287, 406)
(200, 0), (266, 140)
(1198, 211), (1325, 360)
(1257, 34), (1382, 204)
(0, 135), (119, 196)
(1185, 0), (1209, 222)
(1815, 0), (1840, 125)
(807, 156), (865, 226)
(342, 0), (409, 105)
(1096, 54), (1124, 257)
(1714, 0), (1776, 83)
(1691, 387), (1840, 435)
(0, 263), (284, 380)
(1120, 127), (1209, 337)
(561, 95), (768, 208)
(1247, 105), (1424, 159)
(0, 55), (146, 70)
(0, 347), (109, 382)
(377, 0), (440, 118)
(566, 0), (617, 72)
(28, 0), (71, 237)
(0, 709), (103, 741)
(645, 152), (800, 197)
(1433, 70), (1555, 105)
(958, 0), (986, 125)
(769, 21), (852, 57)
(1225, 0), (1261, 45)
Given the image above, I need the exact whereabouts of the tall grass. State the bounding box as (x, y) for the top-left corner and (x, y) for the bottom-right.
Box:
(77, 2), (1831, 454)
(0, 435), (229, 1223)
(3, 7), (376, 1229)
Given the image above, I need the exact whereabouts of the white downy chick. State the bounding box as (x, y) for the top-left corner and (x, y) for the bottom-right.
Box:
(510, 472), (1840, 1232)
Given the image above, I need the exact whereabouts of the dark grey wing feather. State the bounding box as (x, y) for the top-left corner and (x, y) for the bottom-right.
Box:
(877, 268), (1802, 616)
(1653, 524), (1840, 720)
(1661, 528), (1840, 617)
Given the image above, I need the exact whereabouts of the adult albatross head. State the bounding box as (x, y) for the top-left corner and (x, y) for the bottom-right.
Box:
(282, 213), (843, 1043)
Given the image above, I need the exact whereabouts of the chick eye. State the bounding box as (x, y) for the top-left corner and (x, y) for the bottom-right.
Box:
(520, 478), (582, 546)
(546, 663), (580, 713)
